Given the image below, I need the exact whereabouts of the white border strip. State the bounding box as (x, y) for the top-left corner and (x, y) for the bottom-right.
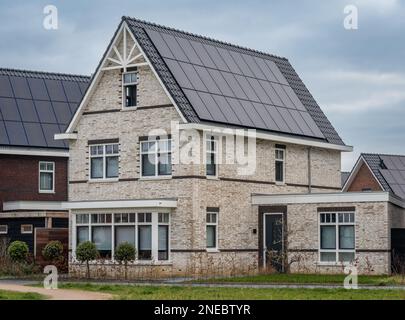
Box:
(251, 191), (396, 206)
(0, 147), (69, 157)
(65, 199), (177, 209)
(180, 123), (353, 152)
(3, 201), (65, 211)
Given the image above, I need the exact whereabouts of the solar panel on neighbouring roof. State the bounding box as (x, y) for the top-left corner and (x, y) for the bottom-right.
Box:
(0, 97), (20, 121)
(45, 79), (67, 102)
(4, 121), (28, 145)
(9, 76), (32, 99)
(16, 99), (39, 122)
(0, 75), (14, 97)
(24, 122), (46, 146)
(62, 81), (83, 103)
(53, 102), (72, 125)
(0, 121), (9, 144)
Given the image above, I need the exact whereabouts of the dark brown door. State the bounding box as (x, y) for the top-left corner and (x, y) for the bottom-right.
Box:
(264, 214), (283, 272)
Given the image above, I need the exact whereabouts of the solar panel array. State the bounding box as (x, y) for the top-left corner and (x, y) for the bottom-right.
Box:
(378, 155), (405, 199)
(0, 70), (89, 149)
(144, 28), (325, 139)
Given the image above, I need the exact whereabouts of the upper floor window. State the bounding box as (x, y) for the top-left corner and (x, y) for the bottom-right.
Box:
(39, 161), (55, 193)
(123, 71), (138, 108)
(90, 143), (119, 180)
(319, 212), (355, 263)
(275, 145), (285, 183)
(206, 136), (218, 177)
(140, 139), (172, 178)
(206, 210), (218, 249)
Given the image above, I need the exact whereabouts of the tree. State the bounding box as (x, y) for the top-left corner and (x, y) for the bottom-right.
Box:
(42, 240), (64, 263)
(114, 242), (136, 280)
(7, 241), (29, 263)
(76, 241), (98, 279)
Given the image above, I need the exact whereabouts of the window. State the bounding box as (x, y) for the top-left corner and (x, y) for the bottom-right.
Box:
(158, 213), (170, 260)
(206, 211), (218, 249)
(206, 136), (218, 177)
(123, 71), (138, 108)
(319, 212), (355, 263)
(89, 143), (119, 180)
(0, 225), (7, 234)
(275, 145), (285, 183)
(140, 139), (172, 177)
(74, 212), (170, 262)
(39, 161), (54, 193)
(21, 224), (33, 234)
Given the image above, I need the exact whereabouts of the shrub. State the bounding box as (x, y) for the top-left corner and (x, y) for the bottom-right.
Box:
(7, 241), (29, 263)
(76, 241), (98, 279)
(42, 241), (63, 262)
(115, 242), (136, 280)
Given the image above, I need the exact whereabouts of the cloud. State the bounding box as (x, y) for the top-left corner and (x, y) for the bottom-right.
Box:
(354, 0), (400, 13)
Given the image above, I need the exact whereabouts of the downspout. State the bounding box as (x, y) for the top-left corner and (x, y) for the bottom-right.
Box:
(308, 147), (312, 193)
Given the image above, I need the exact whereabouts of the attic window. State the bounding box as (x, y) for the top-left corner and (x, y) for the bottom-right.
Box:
(123, 70), (138, 108)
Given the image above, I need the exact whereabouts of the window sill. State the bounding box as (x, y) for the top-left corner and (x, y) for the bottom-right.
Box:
(139, 176), (172, 181)
(121, 106), (138, 112)
(206, 175), (219, 180)
(39, 190), (55, 194)
(88, 178), (119, 183)
(275, 181), (285, 186)
(206, 248), (220, 253)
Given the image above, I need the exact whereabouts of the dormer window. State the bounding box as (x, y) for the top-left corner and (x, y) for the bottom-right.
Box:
(123, 70), (138, 108)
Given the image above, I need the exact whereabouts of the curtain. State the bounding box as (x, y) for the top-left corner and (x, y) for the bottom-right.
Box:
(77, 226), (89, 244)
(40, 172), (53, 190)
(158, 225), (169, 260)
(92, 226), (112, 251)
(138, 226), (152, 250)
(106, 156), (119, 178)
(115, 226), (135, 247)
(91, 157), (103, 178)
(339, 226), (355, 249)
(320, 226), (336, 249)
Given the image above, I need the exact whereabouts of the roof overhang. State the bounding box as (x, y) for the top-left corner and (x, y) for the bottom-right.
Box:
(180, 123), (353, 152)
(2, 201), (66, 212)
(65, 199), (178, 210)
(251, 191), (405, 208)
(54, 133), (78, 141)
(0, 146), (69, 157)
(342, 155), (384, 191)
(0, 211), (68, 219)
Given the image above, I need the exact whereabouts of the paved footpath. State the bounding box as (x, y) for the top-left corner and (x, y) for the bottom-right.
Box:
(0, 281), (112, 300)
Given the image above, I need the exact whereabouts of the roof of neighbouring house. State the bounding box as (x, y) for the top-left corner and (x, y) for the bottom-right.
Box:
(123, 16), (346, 146)
(341, 171), (350, 187)
(0, 68), (90, 149)
(354, 153), (405, 200)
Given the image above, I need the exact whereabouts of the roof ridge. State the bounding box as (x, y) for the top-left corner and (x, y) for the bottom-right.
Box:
(362, 152), (405, 158)
(0, 67), (91, 82)
(123, 16), (288, 61)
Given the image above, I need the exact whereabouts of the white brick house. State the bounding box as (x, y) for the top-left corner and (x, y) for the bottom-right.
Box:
(56, 17), (404, 277)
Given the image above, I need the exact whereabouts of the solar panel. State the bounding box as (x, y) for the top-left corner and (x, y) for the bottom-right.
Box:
(203, 44), (230, 72)
(277, 107), (302, 135)
(62, 81), (83, 103)
(69, 103), (79, 115)
(300, 111), (324, 137)
(35, 100), (58, 123)
(0, 97), (20, 121)
(228, 51), (254, 78)
(254, 57), (278, 83)
(246, 78), (272, 105)
(16, 99), (39, 122)
(45, 79), (67, 102)
(272, 83), (295, 109)
(206, 69), (234, 97)
(241, 54), (266, 80)
(78, 82), (89, 95)
(225, 97), (255, 127)
(28, 78), (49, 101)
(193, 65), (222, 95)
(164, 59), (193, 89)
(183, 89), (212, 119)
(178, 62), (207, 91)
(252, 102), (279, 131)
(216, 47), (243, 74)
(189, 40), (217, 69)
(41, 123), (64, 147)
(146, 29), (175, 59)
(234, 75), (260, 102)
(265, 105), (290, 133)
(174, 37), (203, 65)
(160, 33), (189, 62)
(9, 76), (31, 99)
(52, 102), (72, 124)
(23, 122), (46, 146)
(283, 85), (306, 111)
(0, 75), (14, 98)
(0, 121), (9, 144)
(239, 100), (267, 129)
(263, 60), (289, 85)
(211, 95), (241, 124)
(258, 80), (283, 106)
(197, 91), (228, 122)
(4, 121), (28, 145)
(221, 72), (248, 100)
(289, 109), (313, 137)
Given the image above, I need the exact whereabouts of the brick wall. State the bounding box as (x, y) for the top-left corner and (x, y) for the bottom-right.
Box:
(347, 163), (382, 192)
(0, 155), (68, 211)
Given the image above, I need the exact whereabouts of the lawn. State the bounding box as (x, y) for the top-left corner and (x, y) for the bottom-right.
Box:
(192, 274), (405, 286)
(59, 283), (405, 300)
(0, 289), (44, 300)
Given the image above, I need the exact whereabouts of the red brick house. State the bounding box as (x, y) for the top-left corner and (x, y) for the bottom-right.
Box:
(0, 68), (89, 256)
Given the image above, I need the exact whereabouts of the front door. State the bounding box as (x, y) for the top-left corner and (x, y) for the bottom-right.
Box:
(263, 214), (284, 272)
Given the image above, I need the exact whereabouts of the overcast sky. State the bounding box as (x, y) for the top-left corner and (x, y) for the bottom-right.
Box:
(1, 0), (404, 171)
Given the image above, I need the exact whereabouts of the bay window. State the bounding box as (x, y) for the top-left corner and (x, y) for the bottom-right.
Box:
(74, 212), (170, 262)
(89, 143), (119, 180)
(140, 138), (172, 177)
(319, 212), (355, 263)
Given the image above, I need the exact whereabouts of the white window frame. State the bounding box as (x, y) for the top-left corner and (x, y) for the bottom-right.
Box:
(0, 225), (8, 234)
(140, 139), (172, 179)
(39, 161), (55, 193)
(158, 212), (170, 261)
(318, 211), (355, 264)
(21, 224), (33, 234)
(73, 211), (171, 263)
(122, 71), (139, 109)
(206, 211), (218, 251)
(275, 146), (285, 183)
(89, 143), (119, 181)
(205, 135), (218, 178)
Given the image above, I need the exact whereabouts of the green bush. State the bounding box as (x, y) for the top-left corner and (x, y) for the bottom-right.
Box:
(76, 241), (98, 279)
(42, 241), (63, 262)
(7, 241), (29, 263)
(115, 242), (136, 280)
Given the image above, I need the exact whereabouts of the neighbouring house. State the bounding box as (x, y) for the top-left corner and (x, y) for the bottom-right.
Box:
(0, 68), (89, 259)
(341, 171), (350, 188)
(343, 153), (405, 266)
(55, 16), (404, 277)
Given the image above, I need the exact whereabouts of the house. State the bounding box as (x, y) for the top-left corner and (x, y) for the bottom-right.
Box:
(343, 153), (405, 263)
(55, 17), (404, 277)
(0, 68), (89, 257)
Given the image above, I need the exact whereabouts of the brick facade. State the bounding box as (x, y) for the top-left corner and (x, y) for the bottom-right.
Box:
(347, 163), (382, 192)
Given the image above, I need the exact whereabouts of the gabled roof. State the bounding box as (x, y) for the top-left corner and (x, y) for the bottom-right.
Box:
(0, 68), (90, 150)
(124, 17), (346, 146)
(344, 153), (405, 200)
